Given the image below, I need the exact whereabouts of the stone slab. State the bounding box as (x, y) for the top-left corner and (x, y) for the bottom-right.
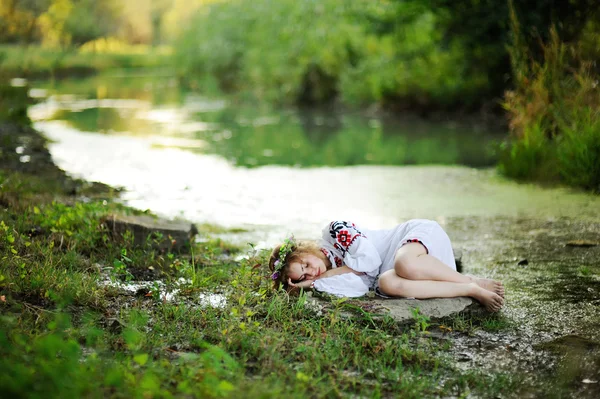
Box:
(369, 296), (481, 323)
(310, 294), (484, 325)
(102, 214), (198, 253)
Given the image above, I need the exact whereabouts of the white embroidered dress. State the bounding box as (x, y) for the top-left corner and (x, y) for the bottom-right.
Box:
(313, 219), (456, 297)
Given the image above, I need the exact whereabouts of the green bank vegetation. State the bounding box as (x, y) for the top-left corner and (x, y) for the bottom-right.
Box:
(499, 5), (600, 191)
(0, 42), (172, 79)
(0, 0), (177, 78)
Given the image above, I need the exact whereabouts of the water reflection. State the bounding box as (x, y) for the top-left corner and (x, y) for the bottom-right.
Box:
(30, 73), (504, 168)
(29, 73), (600, 247)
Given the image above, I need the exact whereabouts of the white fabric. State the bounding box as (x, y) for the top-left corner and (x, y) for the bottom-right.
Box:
(312, 273), (370, 298)
(314, 219), (456, 297)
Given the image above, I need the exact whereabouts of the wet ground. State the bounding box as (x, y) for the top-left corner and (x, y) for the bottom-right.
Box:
(89, 213), (600, 397)
(445, 217), (600, 397)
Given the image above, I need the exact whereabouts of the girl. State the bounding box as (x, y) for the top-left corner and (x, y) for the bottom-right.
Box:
(268, 220), (504, 312)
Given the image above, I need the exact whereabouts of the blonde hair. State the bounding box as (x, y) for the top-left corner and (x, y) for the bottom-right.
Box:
(268, 240), (328, 293)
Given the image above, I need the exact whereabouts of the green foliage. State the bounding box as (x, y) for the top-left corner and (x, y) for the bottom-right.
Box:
(0, 44), (172, 79)
(0, 84), (30, 124)
(0, 0), (50, 44)
(500, 4), (600, 191)
(0, 0), (120, 47)
(408, 0), (600, 99)
(411, 307), (431, 334)
(555, 104), (600, 191)
(0, 316), (91, 398)
(174, 0), (480, 108)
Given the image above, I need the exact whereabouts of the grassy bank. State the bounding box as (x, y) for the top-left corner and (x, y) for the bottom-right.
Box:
(0, 90), (518, 397)
(499, 7), (600, 192)
(0, 43), (172, 80)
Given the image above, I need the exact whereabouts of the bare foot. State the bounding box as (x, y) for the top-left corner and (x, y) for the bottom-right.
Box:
(469, 283), (504, 312)
(468, 275), (505, 298)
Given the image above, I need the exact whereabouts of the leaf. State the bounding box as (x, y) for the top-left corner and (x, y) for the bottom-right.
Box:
(217, 380), (235, 393)
(33, 206), (40, 214)
(296, 371), (310, 382)
(133, 353), (149, 366)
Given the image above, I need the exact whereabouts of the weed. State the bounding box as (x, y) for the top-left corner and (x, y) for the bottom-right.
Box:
(449, 313), (512, 334)
(411, 307), (431, 334)
(500, 2), (600, 191)
(578, 266), (592, 276)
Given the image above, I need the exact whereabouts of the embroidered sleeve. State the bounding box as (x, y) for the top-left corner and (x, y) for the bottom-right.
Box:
(313, 273), (370, 298)
(322, 221), (381, 274)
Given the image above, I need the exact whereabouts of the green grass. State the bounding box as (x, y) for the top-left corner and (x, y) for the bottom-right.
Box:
(499, 11), (600, 192)
(0, 93), (519, 397)
(447, 312), (512, 334)
(0, 166), (521, 398)
(0, 44), (173, 79)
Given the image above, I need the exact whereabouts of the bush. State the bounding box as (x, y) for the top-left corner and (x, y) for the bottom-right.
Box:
(173, 0), (482, 108)
(500, 3), (600, 191)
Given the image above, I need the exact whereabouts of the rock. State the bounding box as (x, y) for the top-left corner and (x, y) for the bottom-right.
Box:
(102, 213), (198, 253)
(517, 258), (529, 266)
(369, 296), (483, 324)
(309, 294), (484, 325)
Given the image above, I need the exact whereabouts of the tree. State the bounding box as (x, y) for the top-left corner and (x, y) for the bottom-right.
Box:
(401, 0), (600, 98)
(37, 0), (120, 47)
(0, 0), (50, 43)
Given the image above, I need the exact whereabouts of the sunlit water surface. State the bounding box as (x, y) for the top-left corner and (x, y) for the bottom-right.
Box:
(28, 74), (600, 248)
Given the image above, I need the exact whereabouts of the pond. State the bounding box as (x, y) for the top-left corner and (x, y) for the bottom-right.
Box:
(28, 72), (599, 244)
(27, 71), (600, 397)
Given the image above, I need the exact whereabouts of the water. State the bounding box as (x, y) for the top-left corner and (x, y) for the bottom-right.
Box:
(27, 72), (600, 396)
(28, 73), (600, 245)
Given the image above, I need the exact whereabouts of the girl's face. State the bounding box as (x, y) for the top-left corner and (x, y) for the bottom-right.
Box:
(287, 253), (327, 282)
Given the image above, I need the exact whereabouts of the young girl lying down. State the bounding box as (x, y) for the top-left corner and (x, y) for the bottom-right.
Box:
(268, 220), (504, 312)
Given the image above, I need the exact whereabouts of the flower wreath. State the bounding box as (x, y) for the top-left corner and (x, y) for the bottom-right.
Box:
(271, 236), (295, 280)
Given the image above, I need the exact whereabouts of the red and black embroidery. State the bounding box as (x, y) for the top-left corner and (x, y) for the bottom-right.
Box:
(329, 221), (365, 255)
(334, 256), (343, 267)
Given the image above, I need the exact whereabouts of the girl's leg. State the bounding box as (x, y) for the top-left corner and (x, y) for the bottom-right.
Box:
(395, 243), (504, 297)
(378, 270), (503, 312)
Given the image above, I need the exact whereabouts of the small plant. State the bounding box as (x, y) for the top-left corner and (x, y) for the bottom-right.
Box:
(411, 307), (430, 334)
(111, 248), (134, 282)
(151, 281), (162, 302)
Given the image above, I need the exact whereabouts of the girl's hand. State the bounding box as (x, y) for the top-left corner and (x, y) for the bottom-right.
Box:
(288, 278), (314, 289)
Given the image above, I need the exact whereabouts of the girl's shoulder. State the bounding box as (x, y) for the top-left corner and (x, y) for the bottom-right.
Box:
(319, 246), (344, 268)
(323, 220), (365, 239)
(321, 220), (367, 255)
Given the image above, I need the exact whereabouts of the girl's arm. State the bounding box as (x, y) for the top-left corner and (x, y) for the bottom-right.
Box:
(288, 266), (364, 289)
(317, 265), (364, 279)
